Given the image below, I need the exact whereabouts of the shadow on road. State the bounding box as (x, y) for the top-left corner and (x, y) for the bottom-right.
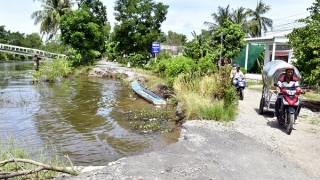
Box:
(253, 107), (293, 134)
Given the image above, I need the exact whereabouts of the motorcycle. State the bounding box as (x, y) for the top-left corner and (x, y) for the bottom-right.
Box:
(233, 78), (246, 100)
(277, 87), (301, 135)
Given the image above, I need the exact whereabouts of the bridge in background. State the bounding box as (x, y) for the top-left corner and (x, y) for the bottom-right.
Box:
(0, 43), (67, 59)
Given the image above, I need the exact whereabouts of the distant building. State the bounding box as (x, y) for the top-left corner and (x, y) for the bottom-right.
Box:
(244, 30), (295, 69)
(161, 45), (183, 55)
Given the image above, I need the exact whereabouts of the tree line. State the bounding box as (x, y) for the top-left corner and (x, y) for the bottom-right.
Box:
(1, 0), (319, 85)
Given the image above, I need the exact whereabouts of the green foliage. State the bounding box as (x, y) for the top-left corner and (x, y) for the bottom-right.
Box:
(287, 1), (320, 85)
(213, 20), (246, 60)
(65, 48), (82, 67)
(246, 0), (273, 37)
(0, 52), (9, 61)
(72, 65), (93, 77)
(31, 0), (74, 41)
(156, 50), (173, 61)
(0, 26), (66, 55)
(60, 4), (108, 65)
(6, 32), (25, 46)
(24, 33), (44, 49)
(128, 53), (145, 67)
(44, 39), (66, 54)
(78, 0), (108, 23)
(164, 31), (187, 49)
(164, 56), (196, 86)
(205, 1), (272, 38)
(184, 31), (220, 62)
(112, 0), (169, 55)
(240, 67), (247, 74)
(105, 41), (119, 62)
(197, 56), (218, 75)
(31, 58), (72, 82)
(152, 59), (170, 77)
(183, 40), (203, 60)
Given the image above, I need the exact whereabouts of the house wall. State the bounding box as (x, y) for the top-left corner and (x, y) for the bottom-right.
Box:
(263, 42), (295, 65)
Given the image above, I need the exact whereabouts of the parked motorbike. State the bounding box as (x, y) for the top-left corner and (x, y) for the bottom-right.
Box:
(277, 87), (301, 135)
(234, 78), (246, 100)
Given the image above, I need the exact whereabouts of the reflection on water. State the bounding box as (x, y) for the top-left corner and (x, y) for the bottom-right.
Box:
(0, 61), (180, 165)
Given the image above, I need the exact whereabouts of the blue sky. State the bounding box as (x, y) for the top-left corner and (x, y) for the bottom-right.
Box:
(0, 0), (315, 41)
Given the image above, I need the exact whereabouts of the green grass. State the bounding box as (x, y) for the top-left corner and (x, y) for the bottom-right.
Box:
(197, 101), (236, 121)
(0, 135), (70, 179)
(302, 91), (320, 101)
(173, 73), (238, 121)
(299, 114), (309, 119)
(246, 79), (263, 86)
(310, 118), (320, 126)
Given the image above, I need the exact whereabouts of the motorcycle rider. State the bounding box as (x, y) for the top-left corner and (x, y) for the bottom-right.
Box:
(273, 65), (302, 124)
(232, 65), (245, 85)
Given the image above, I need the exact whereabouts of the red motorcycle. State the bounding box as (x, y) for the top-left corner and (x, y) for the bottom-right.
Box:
(277, 87), (301, 135)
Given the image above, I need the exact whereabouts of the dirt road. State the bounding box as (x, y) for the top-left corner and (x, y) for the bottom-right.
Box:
(233, 87), (320, 178)
(54, 85), (320, 180)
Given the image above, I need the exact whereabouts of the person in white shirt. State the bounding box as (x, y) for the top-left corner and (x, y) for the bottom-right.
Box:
(232, 66), (245, 85)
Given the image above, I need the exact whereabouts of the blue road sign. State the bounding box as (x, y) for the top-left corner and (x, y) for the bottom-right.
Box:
(151, 42), (160, 54)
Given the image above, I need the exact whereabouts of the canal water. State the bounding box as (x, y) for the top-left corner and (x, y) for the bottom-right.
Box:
(0, 61), (180, 166)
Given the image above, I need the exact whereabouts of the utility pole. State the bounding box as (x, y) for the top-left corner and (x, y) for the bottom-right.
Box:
(219, 33), (223, 70)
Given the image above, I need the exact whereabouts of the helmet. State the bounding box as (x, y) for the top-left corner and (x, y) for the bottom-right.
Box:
(286, 65), (295, 73)
(286, 65), (294, 70)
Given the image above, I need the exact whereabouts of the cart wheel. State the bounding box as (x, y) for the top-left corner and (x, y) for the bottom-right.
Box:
(259, 96), (264, 115)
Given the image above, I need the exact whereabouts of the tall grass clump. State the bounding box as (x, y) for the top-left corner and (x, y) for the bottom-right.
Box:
(173, 65), (238, 121)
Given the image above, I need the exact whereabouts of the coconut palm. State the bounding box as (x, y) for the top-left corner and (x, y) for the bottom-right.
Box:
(231, 7), (251, 35)
(31, 0), (74, 41)
(204, 5), (232, 33)
(246, 0), (273, 37)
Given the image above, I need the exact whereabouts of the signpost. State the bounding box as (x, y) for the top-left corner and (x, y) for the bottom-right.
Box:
(151, 42), (160, 62)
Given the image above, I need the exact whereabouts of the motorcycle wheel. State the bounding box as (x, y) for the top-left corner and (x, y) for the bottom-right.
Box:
(287, 112), (294, 135)
(239, 89), (244, 100)
(258, 96), (264, 115)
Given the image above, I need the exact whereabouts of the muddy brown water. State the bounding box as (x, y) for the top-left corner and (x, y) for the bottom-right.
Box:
(0, 61), (180, 165)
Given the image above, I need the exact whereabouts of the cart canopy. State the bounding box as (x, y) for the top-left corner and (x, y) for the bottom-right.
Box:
(262, 60), (301, 87)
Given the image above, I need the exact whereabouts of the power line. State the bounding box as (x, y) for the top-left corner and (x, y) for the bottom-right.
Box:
(272, 12), (309, 21)
(272, 21), (305, 27)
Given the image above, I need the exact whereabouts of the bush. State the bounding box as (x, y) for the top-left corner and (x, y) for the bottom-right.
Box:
(127, 53), (145, 67)
(197, 56), (218, 75)
(31, 58), (72, 82)
(0, 52), (8, 61)
(164, 56), (196, 86)
(240, 67), (247, 74)
(152, 59), (170, 77)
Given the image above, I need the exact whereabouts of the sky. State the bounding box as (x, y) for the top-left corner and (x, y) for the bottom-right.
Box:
(0, 0), (315, 41)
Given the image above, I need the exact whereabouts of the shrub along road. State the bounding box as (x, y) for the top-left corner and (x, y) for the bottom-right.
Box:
(53, 63), (320, 179)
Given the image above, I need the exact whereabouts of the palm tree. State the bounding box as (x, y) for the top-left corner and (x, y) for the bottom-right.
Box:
(31, 0), (74, 41)
(231, 7), (251, 35)
(246, 0), (273, 37)
(204, 5), (232, 33)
